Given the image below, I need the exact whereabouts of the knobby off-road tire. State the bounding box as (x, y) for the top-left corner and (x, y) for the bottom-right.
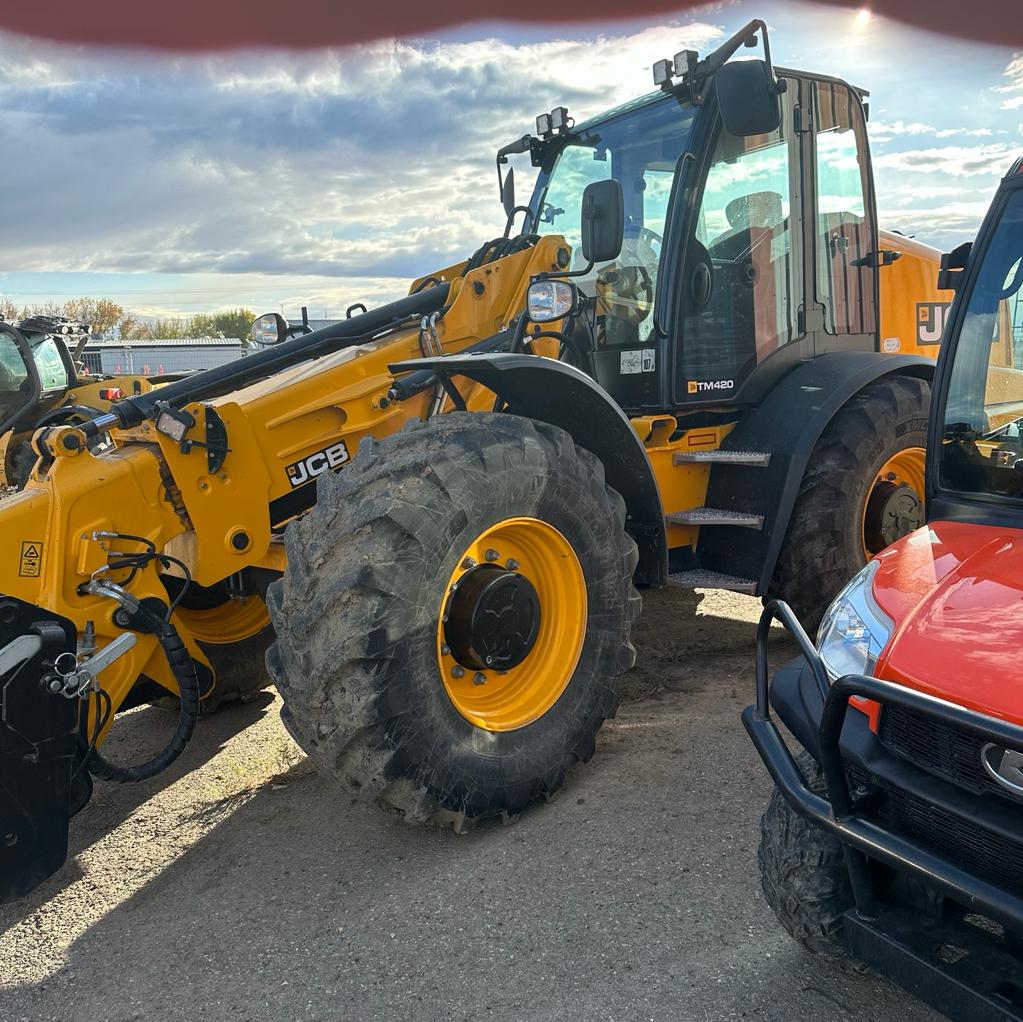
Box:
(7, 439), (38, 490)
(157, 578), (276, 713)
(759, 750), (854, 957)
(266, 412), (641, 826)
(196, 624), (276, 712)
(770, 375), (929, 631)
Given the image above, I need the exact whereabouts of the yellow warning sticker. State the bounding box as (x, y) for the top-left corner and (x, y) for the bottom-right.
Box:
(19, 541), (43, 578)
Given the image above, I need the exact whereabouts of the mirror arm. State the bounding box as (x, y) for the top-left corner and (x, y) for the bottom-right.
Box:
(694, 18), (784, 99)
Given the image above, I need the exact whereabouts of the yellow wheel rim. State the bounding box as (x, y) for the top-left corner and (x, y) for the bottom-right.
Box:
(175, 597), (271, 645)
(862, 446), (926, 557)
(437, 517), (587, 732)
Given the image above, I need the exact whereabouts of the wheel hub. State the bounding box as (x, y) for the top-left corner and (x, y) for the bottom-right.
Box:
(444, 565), (541, 671)
(864, 480), (923, 552)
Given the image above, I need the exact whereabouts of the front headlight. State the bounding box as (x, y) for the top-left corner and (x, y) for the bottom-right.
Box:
(526, 279), (577, 323)
(816, 560), (893, 681)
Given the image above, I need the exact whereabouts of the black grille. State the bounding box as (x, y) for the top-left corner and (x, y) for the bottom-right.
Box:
(846, 762), (1023, 899)
(880, 705), (1013, 801)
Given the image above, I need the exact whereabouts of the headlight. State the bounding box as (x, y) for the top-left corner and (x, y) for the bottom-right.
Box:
(526, 280), (577, 323)
(816, 560), (893, 681)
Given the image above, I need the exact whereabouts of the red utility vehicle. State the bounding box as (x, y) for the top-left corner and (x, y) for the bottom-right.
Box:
(745, 155), (1023, 1021)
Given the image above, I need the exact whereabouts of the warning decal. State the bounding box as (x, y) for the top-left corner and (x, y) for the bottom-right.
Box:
(19, 541), (43, 578)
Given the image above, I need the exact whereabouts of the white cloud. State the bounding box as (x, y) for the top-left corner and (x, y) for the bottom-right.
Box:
(997, 52), (1023, 110)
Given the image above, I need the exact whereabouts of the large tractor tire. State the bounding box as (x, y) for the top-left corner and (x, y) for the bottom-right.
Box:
(266, 412), (640, 827)
(758, 751), (854, 957)
(770, 375), (929, 631)
(166, 579), (275, 712)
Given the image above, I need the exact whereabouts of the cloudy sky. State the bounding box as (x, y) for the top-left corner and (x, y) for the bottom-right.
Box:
(0, 0), (1020, 320)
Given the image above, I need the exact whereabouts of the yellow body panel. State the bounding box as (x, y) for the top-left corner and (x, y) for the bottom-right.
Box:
(879, 230), (955, 358)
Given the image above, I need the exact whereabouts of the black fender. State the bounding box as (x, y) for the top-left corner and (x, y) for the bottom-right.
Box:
(697, 352), (935, 593)
(389, 353), (668, 586)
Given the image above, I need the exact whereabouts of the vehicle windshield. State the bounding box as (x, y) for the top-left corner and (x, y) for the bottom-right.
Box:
(939, 184), (1023, 500)
(30, 335), (70, 391)
(0, 331), (32, 429)
(529, 94), (697, 345)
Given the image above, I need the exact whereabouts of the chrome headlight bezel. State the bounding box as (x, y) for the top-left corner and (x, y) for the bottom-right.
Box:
(816, 560), (894, 682)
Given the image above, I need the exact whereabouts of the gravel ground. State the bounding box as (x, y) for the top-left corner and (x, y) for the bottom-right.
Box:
(0, 587), (943, 1022)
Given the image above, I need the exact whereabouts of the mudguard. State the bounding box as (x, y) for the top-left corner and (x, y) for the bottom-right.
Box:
(697, 351), (935, 592)
(389, 353), (668, 586)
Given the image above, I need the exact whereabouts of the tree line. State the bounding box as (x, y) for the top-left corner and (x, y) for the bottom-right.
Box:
(0, 297), (255, 344)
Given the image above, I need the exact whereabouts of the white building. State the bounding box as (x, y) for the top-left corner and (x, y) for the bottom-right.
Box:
(83, 337), (245, 375)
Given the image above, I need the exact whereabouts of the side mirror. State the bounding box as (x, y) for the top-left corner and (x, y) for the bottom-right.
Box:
(580, 179), (624, 265)
(251, 312), (289, 346)
(715, 59), (781, 137)
(938, 241), (973, 292)
(501, 167), (516, 219)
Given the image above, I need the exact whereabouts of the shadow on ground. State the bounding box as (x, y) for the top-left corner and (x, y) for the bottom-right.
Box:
(0, 589), (937, 1022)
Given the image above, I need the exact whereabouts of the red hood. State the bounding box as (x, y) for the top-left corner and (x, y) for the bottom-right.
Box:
(871, 521), (1023, 725)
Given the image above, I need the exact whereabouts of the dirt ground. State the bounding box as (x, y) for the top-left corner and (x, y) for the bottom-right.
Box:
(0, 587), (944, 1022)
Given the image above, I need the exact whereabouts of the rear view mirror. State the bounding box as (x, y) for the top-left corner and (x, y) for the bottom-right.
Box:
(938, 241), (973, 292)
(715, 59), (781, 137)
(502, 167), (516, 219)
(580, 179), (624, 265)
(251, 312), (289, 346)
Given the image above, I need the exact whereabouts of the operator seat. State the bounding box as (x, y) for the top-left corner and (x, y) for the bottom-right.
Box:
(685, 191), (785, 380)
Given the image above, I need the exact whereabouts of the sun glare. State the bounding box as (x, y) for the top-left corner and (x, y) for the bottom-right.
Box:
(854, 8), (873, 30)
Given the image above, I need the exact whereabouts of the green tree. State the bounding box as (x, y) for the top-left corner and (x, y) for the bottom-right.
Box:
(211, 308), (255, 344)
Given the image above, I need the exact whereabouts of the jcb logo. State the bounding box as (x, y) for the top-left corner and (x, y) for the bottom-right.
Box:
(688, 379), (734, 394)
(916, 302), (951, 346)
(286, 440), (350, 489)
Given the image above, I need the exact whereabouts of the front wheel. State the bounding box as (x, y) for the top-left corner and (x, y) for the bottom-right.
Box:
(266, 412), (641, 826)
(758, 751), (854, 957)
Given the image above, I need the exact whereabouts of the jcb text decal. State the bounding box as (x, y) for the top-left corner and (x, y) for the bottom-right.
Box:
(286, 440), (350, 489)
(916, 302), (951, 346)
(687, 379), (734, 394)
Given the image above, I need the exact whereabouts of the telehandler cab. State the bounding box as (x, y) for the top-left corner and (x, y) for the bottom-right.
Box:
(0, 315), (180, 490)
(0, 21), (950, 901)
(746, 153), (1023, 1021)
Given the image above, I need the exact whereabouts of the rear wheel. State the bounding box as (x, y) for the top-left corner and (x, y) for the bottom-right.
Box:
(165, 579), (275, 711)
(770, 375), (929, 630)
(266, 412), (640, 826)
(759, 751), (854, 957)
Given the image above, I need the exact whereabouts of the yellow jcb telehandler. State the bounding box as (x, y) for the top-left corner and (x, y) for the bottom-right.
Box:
(0, 21), (952, 900)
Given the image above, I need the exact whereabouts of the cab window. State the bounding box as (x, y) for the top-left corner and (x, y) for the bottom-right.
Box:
(814, 81), (877, 336)
(676, 76), (800, 399)
(940, 187), (1023, 498)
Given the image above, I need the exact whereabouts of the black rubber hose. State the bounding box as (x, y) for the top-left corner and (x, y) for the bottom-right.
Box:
(80, 606), (201, 783)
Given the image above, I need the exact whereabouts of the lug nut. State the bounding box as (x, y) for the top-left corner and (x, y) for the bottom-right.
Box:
(461, 556), (477, 570)
(452, 665), (465, 678)
(505, 558), (519, 570)
(473, 672), (487, 686)
(485, 548), (500, 562)
(441, 643), (451, 655)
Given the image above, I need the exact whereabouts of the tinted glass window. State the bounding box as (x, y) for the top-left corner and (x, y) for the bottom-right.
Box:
(939, 187), (1023, 500)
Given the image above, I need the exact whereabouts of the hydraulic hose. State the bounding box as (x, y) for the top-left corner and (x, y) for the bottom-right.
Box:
(80, 604), (201, 783)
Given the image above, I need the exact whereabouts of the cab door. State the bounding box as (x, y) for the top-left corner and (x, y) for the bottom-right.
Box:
(670, 74), (807, 406)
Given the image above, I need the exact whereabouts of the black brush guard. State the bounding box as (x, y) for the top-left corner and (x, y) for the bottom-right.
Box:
(0, 596), (79, 903)
(744, 600), (1023, 1022)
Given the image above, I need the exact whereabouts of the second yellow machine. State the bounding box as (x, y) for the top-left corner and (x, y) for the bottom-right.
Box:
(0, 21), (951, 899)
